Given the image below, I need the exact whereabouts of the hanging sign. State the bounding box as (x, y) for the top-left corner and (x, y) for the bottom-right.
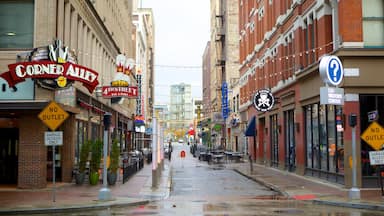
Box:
(253, 89), (275, 112)
(319, 55), (344, 86)
(0, 40), (99, 93)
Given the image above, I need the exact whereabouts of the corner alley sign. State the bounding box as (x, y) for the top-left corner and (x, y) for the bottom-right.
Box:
(0, 40), (99, 93)
(0, 61), (99, 93)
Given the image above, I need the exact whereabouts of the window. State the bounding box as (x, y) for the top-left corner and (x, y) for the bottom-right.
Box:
(270, 114), (279, 167)
(305, 104), (344, 183)
(0, 0), (34, 48)
(362, 0), (384, 47)
(284, 110), (295, 171)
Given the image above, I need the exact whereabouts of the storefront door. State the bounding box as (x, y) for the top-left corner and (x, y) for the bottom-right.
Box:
(284, 110), (296, 171)
(0, 128), (18, 184)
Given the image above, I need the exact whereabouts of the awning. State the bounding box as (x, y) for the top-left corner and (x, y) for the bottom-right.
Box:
(244, 116), (256, 137)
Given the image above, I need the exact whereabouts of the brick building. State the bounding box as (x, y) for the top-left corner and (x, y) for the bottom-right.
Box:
(0, 0), (140, 189)
(239, 0), (384, 188)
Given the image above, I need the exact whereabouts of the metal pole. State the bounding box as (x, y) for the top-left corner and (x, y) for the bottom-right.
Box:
(349, 125), (360, 199)
(99, 113), (112, 201)
(52, 145), (56, 202)
(152, 118), (158, 188)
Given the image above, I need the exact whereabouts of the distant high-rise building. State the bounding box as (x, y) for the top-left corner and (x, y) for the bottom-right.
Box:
(169, 83), (193, 130)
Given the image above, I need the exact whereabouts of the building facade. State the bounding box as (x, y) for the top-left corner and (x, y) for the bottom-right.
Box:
(0, 0), (139, 189)
(132, 7), (155, 149)
(209, 0), (241, 150)
(239, 0), (384, 189)
(169, 83), (193, 140)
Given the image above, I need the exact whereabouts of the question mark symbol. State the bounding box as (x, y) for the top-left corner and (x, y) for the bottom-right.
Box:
(330, 59), (339, 82)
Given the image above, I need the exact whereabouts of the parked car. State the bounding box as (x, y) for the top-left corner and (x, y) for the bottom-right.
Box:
(178, 139), (184, 143)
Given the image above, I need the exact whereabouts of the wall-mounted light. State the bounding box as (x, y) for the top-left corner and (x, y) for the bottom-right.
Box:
(6, 32), (16, 36)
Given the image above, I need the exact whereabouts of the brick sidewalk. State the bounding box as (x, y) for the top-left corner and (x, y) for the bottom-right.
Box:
(0, 161), (171, 214)
(228, 161), (384, 210)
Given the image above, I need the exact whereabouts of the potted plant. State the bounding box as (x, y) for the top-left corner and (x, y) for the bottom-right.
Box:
(75, 140), (91, 185)
(107, 139), (120, 185)
(89, 139), (102, 185)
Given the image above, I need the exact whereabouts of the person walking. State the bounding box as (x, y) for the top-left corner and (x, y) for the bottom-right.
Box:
(168, 141), (172, 161)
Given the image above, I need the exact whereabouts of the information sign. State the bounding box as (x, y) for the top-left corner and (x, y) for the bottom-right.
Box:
(369, 150), (384, 165)
(44, 131), (63, 146)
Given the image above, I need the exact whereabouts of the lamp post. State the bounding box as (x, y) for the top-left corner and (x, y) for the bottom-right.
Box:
(99, 112), (112, 200)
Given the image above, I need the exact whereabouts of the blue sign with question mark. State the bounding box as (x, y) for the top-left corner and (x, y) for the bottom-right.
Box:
(319, 55), (344, 86)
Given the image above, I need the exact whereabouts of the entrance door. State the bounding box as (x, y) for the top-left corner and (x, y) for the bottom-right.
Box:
(0, 128), (18, 184)
(284, 110), (296, 172)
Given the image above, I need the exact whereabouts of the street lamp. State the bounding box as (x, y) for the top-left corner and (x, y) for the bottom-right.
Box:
(99, 112), (112, 201)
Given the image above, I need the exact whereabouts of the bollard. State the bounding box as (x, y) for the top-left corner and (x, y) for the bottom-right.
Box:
(249, 154), (253, 173)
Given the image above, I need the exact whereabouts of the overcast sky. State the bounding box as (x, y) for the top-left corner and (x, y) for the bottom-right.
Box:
(141, 0), (210, 104)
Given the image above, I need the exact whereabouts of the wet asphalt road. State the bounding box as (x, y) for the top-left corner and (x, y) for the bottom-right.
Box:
(14, 143), (384, 216)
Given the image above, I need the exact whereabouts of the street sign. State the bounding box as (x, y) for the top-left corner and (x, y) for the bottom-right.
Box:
(361, 121), (384, 151)
(180, 150), (186, 158)
(319, 55), (344, 86)
(38, 101), (69, 131)
(369, 150), (384, 165)
(44, 131), (63, 146)
(320, 86), (344, 105)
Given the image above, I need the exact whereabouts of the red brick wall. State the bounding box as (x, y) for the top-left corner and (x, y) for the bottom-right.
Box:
(339, 0), (363, 42)
(18, 114), (47, 189)
(61, 115), (76, 182)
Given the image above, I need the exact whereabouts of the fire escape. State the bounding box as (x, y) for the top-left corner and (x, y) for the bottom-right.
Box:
(214, 0), (226, 113)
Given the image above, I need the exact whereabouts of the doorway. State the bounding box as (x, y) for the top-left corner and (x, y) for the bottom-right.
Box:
(0, 128), (18, 184)
(284, 110), (296, 172)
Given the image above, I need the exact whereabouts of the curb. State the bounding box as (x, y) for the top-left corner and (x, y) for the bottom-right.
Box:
(232, 168), (289, 198)
(232, 166), (384, 211)
(312, 199), (384, 211)
(0, 199), (149, 215)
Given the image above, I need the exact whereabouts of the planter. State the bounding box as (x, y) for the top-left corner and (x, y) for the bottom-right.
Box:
(89, 172), (99, 185)
(107, 171), (117, 185)
(75, 172), (86, 185)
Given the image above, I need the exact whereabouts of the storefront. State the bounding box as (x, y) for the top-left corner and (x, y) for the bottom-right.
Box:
(0, 41), (135, 189)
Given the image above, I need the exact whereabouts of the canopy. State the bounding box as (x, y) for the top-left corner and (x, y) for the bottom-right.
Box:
(244, 116), (256, 137)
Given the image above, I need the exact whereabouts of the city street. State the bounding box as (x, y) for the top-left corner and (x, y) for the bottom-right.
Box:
(13, 143), (384, 216)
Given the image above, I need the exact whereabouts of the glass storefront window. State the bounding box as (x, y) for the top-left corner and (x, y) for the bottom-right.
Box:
(319, 106), (327, 171)
(0, 1), (34, 48)
(305, 103), (344, 180)
(306, 106), (312, 167)
(312, 104), (320, 169)
(270, 114), (279, 167)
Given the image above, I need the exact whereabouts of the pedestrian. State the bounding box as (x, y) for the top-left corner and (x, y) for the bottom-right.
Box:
(168, 141), (172, 161)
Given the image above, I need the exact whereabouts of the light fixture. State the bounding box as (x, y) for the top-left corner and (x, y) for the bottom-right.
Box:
(6, 32), (16, 36)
